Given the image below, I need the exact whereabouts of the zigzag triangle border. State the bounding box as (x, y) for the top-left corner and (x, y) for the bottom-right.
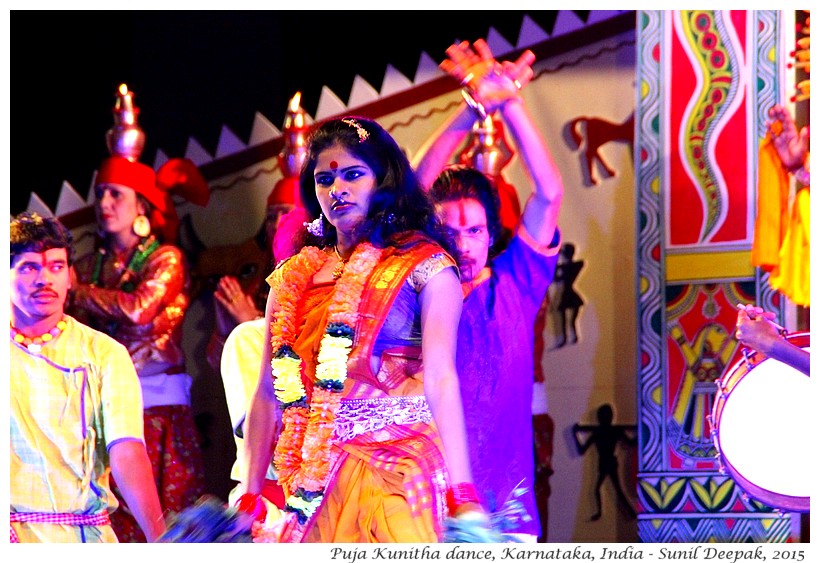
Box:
(31, 10), (632, 218)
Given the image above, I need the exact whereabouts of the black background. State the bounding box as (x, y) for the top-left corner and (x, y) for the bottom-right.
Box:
(10, 10), (590, 216)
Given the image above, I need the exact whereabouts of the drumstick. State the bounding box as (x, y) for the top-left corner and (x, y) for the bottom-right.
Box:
(736, 303), (786, 332)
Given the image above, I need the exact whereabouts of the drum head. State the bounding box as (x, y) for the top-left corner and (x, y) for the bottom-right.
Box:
(714, 341), (810, 512)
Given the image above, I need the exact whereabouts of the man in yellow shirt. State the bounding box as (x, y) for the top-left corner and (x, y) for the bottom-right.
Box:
(10, 212), (165, 542)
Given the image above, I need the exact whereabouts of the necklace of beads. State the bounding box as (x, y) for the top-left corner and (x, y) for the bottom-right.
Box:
(91, 235), (159, 292)
(11, 317), (68, 353)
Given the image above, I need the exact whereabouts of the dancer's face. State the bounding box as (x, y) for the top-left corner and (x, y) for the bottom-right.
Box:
(314, 144), (377, 241)
(95, 183), (145, 238)
(436, 197), (492, 283)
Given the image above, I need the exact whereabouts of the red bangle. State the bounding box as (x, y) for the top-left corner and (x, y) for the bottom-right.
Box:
(235, 492), (267, 523)
(446, 482), (481, 515)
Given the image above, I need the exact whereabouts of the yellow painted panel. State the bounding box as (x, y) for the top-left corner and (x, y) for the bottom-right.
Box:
(666, 250), (753, 282)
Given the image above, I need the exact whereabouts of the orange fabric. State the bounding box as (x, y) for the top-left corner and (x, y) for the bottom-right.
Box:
(346, 233), (443, 388)
(769, 186), (810, 307)
(751, 133), (790, 271)
(274, 233), (452, 542)
(752, 133), (789, 272)
(293, 282), (335, 400)
(305, 449), (439, 543)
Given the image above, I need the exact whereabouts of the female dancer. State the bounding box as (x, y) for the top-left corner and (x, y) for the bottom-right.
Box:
(241, 116), (487, 542)
(71, 155), (208, 541)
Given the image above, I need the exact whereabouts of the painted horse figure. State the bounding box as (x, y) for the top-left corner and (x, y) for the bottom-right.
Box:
(568, 112), (634, 186)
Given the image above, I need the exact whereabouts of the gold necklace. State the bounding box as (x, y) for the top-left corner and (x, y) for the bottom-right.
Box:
(11, 317), (68, 353)
(332, 245), (348, 280)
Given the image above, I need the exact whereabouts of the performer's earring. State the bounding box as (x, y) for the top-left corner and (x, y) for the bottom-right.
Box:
(132, 215), (151, 238)
(304, 214), (325, 237)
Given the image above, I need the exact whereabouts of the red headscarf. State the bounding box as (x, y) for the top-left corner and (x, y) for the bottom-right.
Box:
(96, 156), (210, 242)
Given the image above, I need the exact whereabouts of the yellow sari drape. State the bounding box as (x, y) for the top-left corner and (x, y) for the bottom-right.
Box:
(751, 132), (790, 271)
(276, 234), (452, 542)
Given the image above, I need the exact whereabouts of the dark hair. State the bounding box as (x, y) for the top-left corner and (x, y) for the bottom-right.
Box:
(429, 165), (505, 257)
(10, 212), (75, 267)
(298, 116), (454, 256)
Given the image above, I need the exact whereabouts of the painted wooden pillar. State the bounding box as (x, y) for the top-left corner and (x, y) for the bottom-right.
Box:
(635, 10), (800, 542)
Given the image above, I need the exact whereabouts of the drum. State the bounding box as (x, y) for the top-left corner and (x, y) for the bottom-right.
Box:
(710, 332), (810, 512)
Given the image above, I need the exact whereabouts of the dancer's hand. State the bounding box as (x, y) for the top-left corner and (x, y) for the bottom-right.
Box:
(441, 39), (533, 114)
(735, 304), (781, 356)
(767, 104), (809, 172)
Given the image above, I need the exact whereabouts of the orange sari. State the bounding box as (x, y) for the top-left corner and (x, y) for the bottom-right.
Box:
(272, 234), (454, 542)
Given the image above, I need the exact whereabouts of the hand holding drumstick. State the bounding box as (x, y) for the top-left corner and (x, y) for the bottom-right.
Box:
(735, 304), (810, 376)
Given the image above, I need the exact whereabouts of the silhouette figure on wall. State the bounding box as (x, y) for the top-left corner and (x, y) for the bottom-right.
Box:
(552, 243), (585, 348)
(568, 112), (635, 186)
(573, 403), (637, 521)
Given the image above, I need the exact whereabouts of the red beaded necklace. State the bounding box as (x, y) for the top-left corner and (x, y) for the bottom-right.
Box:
(10, 317), (68, 353)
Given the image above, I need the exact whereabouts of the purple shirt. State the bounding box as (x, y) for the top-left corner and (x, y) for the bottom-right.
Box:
(457, 227), (560, 536)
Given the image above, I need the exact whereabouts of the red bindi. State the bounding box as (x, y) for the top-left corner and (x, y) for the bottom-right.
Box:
(330, 160), (338, 171)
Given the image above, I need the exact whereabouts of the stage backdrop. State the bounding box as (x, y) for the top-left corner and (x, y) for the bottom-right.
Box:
(634, 10), (801, 542)
(32, 10), (805, 543)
